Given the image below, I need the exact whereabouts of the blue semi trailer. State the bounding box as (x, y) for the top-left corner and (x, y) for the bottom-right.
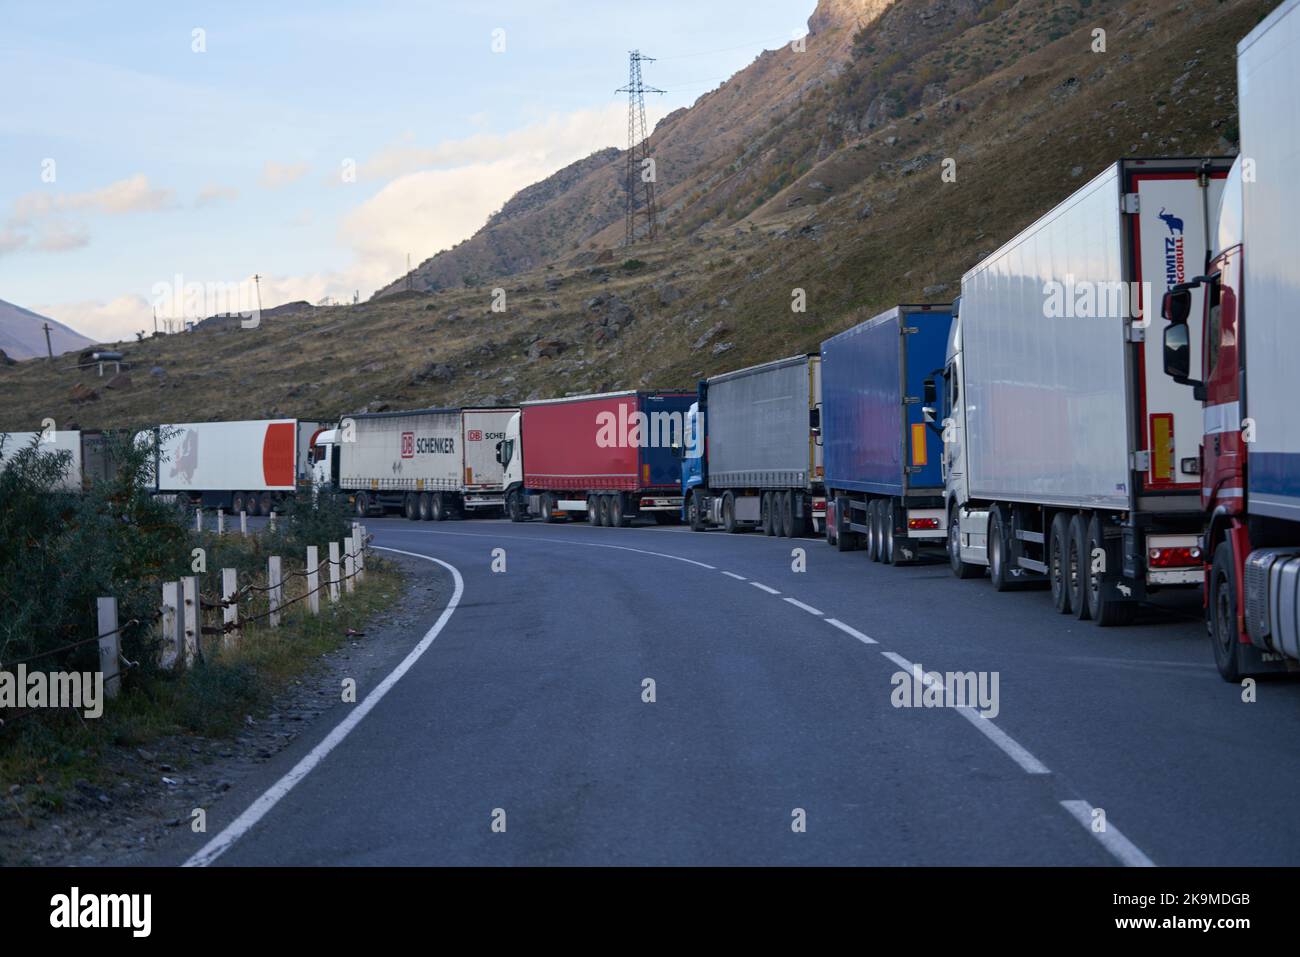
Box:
(822, 303), (952, 564)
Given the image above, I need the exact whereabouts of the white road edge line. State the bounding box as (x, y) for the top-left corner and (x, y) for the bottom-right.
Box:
(825, 618), (876, 644)
(721, 571), (748, 581)
(750, 582), (780, 595)
(783, 597), (824, 616)
(184, 547), (464, 867)
(384, 526), (716, 569)
(1060, 799), (1157, 867)
(880, 651), (1050, 776)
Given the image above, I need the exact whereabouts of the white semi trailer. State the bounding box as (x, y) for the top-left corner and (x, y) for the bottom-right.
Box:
(938, 157), (1231, 625)
(155, 419), (324, 513)
(0, 430), (116, 490)
(334, 407), (517, 520)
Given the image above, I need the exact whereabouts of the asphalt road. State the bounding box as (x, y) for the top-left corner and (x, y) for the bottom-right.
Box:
(172, 514), (1300, 866)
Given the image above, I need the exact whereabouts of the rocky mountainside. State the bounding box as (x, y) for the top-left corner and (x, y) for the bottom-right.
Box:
(0, 0), (1272, 430)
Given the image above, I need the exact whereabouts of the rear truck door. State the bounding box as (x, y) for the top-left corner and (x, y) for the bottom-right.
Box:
(902, 310), (950, 493)
(1129, 165), (1227, 497)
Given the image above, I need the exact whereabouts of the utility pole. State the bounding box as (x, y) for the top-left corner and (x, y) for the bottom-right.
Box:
(407, 253), (412, 292)
(617, 50), (664, 246)
(42, 322), (53, 360)
(252, 273), (263, 317)
(152, 306), (158, 336)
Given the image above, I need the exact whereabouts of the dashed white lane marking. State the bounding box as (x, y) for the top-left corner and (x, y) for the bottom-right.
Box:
(784, 597), (824, 616)
(880, 651), (1050, 776)
(184, 548), (464, 867)
(721, 571), (747, 581)
(1060, 800), (1157, 867)
(825, 618), (876, 644)
(749, 582), (780, 595)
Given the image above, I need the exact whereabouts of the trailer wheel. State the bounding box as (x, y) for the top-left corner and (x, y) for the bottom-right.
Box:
(610, 493), (629, 528)
(232, 491), (247, 515)
(688, 491), (707, 532)
(354, 492), (369, 517)
(1049, 513), (1073, 614)
(1069, 514), (1091, 620)
(427, 492), (444, 522)
(761, 493), (774, 536)
(404, 493), (419, 521)
(722, 492), (741, 533)
(1210, 541), (1246, 682)
(1085, 514), (1135, 626)
(259, 492), (274, 516)
(506, 490), (526, 523)
(988, 508), (1015, 592)
(833, 496), (858, 552)
(780, 491), (796, 538)
(418, 492), (433, 521)
(949, 508), (982, 579)
(882, 502), (897, 564)
(867, 501), (882, 562)
(586, 496), (599, 524)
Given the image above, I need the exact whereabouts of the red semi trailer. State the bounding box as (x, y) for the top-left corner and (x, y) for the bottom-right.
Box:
(498, 390), (694, 525)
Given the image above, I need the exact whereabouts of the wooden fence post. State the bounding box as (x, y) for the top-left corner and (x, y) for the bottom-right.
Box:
(240, 510), (248, 536)
(329, 542), (341, 603)
(160, 581), (181, 669)
(344, 536), (356, 594)
(357, 525), (366, 580)
(269, 511), (277, 531)
(307, 545), (320, 615)
(217, 509), (225, 535)
(97, 596), (120, 699)
(269, 556), (283, 628)
(181, 576), (198, 667)
(195, 509), (203, 534)
(222, 568), (239, 650)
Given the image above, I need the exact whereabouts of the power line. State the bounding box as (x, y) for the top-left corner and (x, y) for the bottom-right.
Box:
(616, 50), (664, 247)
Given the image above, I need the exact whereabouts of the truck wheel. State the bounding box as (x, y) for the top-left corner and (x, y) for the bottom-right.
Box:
(1085, 514), (1135, 626)
(722, 492), (741, 533)
(232, 491), (247, 515)
(780, 491), (796, 538)
(610, 493), (629, 528)
(506, 490), (525, 523)
(404, 493), (419, 521)
(259, 492), (274, 516)
(418, 492), (432, 521)
(1210, 541), (1246, 682)
(833, 496), (857, 552)
(949, 508), (982, 579)
(867, 501), (882, 562)
(429, 492), (446, 521)
(354, 492), (368, 517)
(988, 508), (1014, 592)
(1069, 514), (1091, 620)
(1049, 513), (1073, 614)
(761, 493), (774, 536)
(688, 491), (707, 532)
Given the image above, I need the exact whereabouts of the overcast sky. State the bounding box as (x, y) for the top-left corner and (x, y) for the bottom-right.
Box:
(0, 1), (808, 341)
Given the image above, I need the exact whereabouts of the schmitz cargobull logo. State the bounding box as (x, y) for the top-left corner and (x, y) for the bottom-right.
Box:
(1159, 206), (1186, 286)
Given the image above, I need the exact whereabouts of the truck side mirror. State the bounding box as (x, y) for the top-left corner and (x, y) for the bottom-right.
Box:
(923, 406), (937, 425)
(1162, 322), (1191, 381)
(923, 378), (937, 405)
(494, 440), (504, 465)
(809, 406), (821, 435)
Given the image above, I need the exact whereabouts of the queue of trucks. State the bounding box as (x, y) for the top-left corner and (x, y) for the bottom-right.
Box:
(3, 0), (1295, 682)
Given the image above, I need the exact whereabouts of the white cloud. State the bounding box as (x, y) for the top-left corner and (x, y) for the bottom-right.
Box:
(260, 161), (309, 188)
(34, 221), (90, 252)
(196, 184), (239, 207)
(33, 102), (658, 340)
(341, 103), (655, 282)
(34, 294), (152, 344)
(11, 174), (174, 223)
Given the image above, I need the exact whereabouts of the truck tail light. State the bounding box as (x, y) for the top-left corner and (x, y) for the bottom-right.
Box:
(1148, 545), (1203, 568)
(908, 518), (940, 530)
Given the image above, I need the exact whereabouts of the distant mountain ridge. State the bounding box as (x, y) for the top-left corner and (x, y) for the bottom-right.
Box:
(0, 300), (94, 360)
